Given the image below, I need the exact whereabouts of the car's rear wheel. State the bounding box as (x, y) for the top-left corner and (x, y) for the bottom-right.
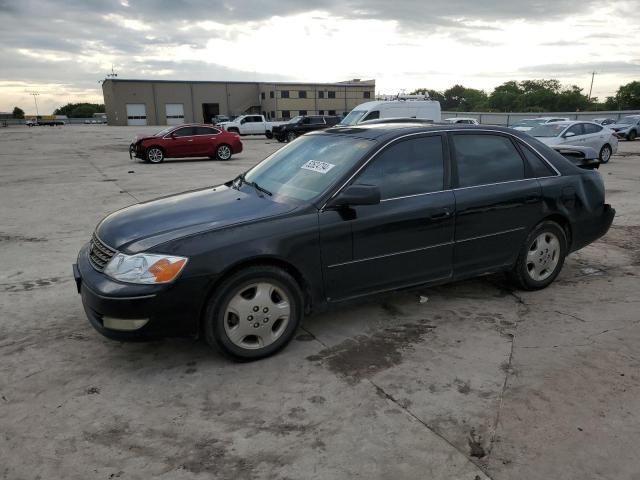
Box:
(599, 144), (612, 163)
(203, 266), (303, 361)
(510, 221), (567, 290)
(287, 132), (297, 142)
(628, 130), (637, 141)
(215, 144), (232, 161)
(146, 147), (164, 163)
(227, 127), (239, 135)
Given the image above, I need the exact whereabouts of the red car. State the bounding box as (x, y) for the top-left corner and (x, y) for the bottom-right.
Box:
(129, 124), (243, 164)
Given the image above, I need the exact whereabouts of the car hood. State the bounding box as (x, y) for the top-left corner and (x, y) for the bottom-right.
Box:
(609, 124), (631, 130)
(512, 126), (533, 131)
(133, 133), (160, 143)
(96, 185), (296, 253)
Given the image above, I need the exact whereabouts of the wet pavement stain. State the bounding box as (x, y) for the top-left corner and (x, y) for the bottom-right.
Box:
(1, 276), (67, 292)
(306, 320), (438, 384)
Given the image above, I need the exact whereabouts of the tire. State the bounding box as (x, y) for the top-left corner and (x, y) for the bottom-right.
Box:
(599, 144), (612, 164)
(146, 146), (164, 163)
(509, 221), (567, 291)
(276, 136), (285, 143)
(287, 131), (297, 143)
(628, 130), (637, 141)
(215, 144), (232, 161)
(203, 266), (303, 361)
(265, 131), (273, 139)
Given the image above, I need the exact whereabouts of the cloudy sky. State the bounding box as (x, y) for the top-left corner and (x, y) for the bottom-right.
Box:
(1, 0), (639, 114)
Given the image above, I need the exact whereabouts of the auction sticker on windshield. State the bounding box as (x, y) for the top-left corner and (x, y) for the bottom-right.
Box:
(301, 160), (336, 174)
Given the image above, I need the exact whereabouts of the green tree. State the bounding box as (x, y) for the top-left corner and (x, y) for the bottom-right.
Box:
(12, 106), (25, 119)
(441, 85), (488, 111)
(612, 81), (640, 110)
(54, 103), (105, 118)
(488, 81), (523, 112)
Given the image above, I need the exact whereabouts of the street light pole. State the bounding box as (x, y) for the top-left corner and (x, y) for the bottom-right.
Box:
(588, 71), (598, 101)
(29, 92), (40, 118)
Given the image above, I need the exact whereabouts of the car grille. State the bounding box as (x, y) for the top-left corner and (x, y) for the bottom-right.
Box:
(89, 232), (116, 271)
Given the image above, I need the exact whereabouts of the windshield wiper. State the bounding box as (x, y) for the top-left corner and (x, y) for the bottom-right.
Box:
(233, 173), (272, 197)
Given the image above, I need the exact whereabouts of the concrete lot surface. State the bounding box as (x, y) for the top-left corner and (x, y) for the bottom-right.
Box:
(0, 125), (639, 480)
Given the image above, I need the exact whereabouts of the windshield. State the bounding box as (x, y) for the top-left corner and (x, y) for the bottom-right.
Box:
(339, 110), (367, 126)
(243, 134), (373, 202)
(512, 119), (544, 127)
(287, 116), (303, 124)
(529, 124), (567, 137)
(154, 127), (174, 137)
(617, 116), (639, 125)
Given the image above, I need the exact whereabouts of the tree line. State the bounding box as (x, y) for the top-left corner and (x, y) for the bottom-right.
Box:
(411, 80), (640, 112)
(9, 103), (105, 119)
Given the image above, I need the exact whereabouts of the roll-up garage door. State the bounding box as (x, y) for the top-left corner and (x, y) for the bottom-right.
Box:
(165, 104), (185, 126)
(126, 104), (147, 126)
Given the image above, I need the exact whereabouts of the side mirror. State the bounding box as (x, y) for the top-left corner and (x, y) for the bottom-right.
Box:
(327, 184), (380, 208)
(563, 131), (576, 138)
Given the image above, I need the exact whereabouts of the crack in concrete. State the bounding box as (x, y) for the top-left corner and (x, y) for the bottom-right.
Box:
(299, 325), (328, 348)
(78, 149), (139, 202)
(368, 378), (494, 480)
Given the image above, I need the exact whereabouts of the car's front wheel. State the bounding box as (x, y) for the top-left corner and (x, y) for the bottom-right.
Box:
(146, 147), (164, 163)
(203, 266), (303, 361)
(510, 221), (567, 290)
(287, 132), (297, 142)
(599, 144), (612, 163)
(215, 144), (232, 160)
(628, 130), (637, 141)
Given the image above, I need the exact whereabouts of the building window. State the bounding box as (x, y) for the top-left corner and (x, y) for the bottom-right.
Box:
(281, 90), (290, 98)
(328, 110), (336, 115)
(298, 90), (307, 98)
(270, 91), (274, 99)
(318, 91), (324, 99)
(282, 110), (291, 119)
(318, 110), (325, 115)
(299, 110), (307, 116)
(270, 111), (275, 118)
(328, 91), (336, 99)
(262, 111), (267, 118)
(363, 91), (371, 98)
(261, 92), (265, 100)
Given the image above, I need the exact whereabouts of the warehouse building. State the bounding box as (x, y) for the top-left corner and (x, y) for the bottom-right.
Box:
(102, 78), (375, 126)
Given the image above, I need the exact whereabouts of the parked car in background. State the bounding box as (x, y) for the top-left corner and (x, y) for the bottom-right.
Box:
(443, 117), (479, 125)
(528, 121), (618, 163)
(75, 122), (614, 360)
(218, 114), (285, 138)
(272, 115), (340, 142)
(129, 124), (243, 164)
(213, 115), (230, 124)
(511, 117), (570, 132)
(592, 118), (616, 127)
(25, 118), (38, 127)
(339, 97), (441, 126)
(607, 115), (640, 141)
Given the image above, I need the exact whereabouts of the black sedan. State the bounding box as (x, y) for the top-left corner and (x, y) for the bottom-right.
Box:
(74, 123), (614, 360)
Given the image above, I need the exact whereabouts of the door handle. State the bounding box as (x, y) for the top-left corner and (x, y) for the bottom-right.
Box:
(429, 209), (451, 220)
(524, 195), (539, 204)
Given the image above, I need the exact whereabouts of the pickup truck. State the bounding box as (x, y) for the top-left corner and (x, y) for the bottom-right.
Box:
(272, 115), (341, 142)
(218, 115), (285, 138)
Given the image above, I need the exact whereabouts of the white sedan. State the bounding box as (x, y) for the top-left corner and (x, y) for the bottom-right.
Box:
(528, 121), (618, 163)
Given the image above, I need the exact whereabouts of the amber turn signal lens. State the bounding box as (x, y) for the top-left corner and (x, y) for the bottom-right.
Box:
(148, 258), (186, 283)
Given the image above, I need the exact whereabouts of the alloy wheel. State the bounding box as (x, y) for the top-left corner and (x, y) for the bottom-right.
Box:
(147, 148), (163, 163)
(217, 145), (231, 160)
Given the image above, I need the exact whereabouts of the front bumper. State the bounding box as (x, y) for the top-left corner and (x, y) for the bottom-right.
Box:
(73, 243), (206, 339)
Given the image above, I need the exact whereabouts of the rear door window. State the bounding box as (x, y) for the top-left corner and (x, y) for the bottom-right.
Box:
(363, 111), (380, 122)
(355, 135), (445, 199)
(452, 134), (525, 187)
(195, 127), (219, 135)
(518, 142), (555, 177)
(583, 123), (602, 134)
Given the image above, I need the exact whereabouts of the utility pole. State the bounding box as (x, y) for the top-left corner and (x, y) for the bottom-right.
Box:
(28, 92), (40, 118)
(588, 71), (598, 101)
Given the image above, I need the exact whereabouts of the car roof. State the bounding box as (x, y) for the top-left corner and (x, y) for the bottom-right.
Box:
(319, 121), (524, 141)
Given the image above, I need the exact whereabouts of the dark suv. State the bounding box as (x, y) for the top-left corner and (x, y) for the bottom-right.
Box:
(272, 115), (340, 142)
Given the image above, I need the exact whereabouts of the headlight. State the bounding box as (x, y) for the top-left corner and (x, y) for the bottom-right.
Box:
(104, 253), (188, 284)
